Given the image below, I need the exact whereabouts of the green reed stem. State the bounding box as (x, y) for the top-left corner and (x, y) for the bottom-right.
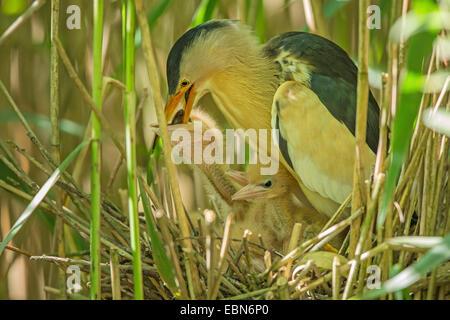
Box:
(124, 0), (144, 300)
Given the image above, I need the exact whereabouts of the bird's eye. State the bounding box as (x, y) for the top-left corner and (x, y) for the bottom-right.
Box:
(180, 80), (190, 87)
(263, 180), (272, 188)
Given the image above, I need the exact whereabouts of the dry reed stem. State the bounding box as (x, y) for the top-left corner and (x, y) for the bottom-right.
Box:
(4, 245), (34, 258)
(50, 1), (66, 298)
(243, 229), (253, 271)
(0, 153), (39, 191)
(205, 209), (216, 299)
(266, 209), (363, 275)
(284, 223), (302, 279)
(223, 288), (272, 300)
(321, 194), (351, 232)
(345, 167), (384, 298)
(0, 179), (136, 260)
(154, 209), (189, 299)
(135, 0), (201, 297)
(302, 0), (328, 38)
(0, 0), (47, 46)
(210, 213), (234, 300)
(53, 37), (125, 157)
(349, 0), (371, 260)
(149, 277), (170, 300)
(264, 251), (273, 286)
(109, 248), (122, 300)
(332, 256), (341, 300)
(0, 80), (59, 169)
(7, 141), (52, 176)
(291, 243), (388, 299)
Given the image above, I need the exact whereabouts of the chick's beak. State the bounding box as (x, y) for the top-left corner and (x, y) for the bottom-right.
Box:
(231, 184), (270, 201)
(164, 84), (196, 124)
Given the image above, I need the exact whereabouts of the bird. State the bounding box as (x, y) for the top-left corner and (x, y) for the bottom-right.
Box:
(271, 81), (376, 216)
(228, 164), (344, 254)
(163, 113), (340, 262)
(161, 108), (249, 221)
(162, 112), (274, 267)
(162, 19), (380, 218)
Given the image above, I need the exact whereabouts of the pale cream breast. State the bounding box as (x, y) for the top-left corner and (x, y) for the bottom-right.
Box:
(274, 81), (376, 207)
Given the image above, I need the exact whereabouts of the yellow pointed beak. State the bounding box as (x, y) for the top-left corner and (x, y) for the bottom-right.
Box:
(164, 84), (196, 124)
(151, 84), (196, 152)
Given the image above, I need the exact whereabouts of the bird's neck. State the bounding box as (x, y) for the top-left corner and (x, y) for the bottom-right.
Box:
(266, 196), (295, 216)
(210, 54), (279, 131)
(264, 196), (295, 240)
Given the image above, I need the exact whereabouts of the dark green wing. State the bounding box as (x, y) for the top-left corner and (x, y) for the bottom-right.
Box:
(264, 32), (380, 154)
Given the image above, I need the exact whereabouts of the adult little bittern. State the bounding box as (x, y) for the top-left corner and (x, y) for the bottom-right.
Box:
(163, 19), (380, 217)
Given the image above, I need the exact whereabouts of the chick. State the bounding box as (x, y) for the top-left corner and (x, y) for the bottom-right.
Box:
(162, 110), (340, 260)
(164, 109), (249, 222)
(229, 164), (342, 254)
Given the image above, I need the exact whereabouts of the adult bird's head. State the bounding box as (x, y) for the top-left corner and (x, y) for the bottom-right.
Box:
(164, 19), (278, 131)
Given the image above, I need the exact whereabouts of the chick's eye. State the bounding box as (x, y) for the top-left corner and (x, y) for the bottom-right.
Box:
(264, 180), (272, 188)
(180, 80), (190, 87)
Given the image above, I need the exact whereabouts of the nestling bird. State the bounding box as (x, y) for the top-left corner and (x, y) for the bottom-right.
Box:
(162, 19), (380, 217)
(228, 164), (344, 253)
(163, 113), (275, 266)
(163, 113), (340, 258)
(162, 109), (249, 221)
